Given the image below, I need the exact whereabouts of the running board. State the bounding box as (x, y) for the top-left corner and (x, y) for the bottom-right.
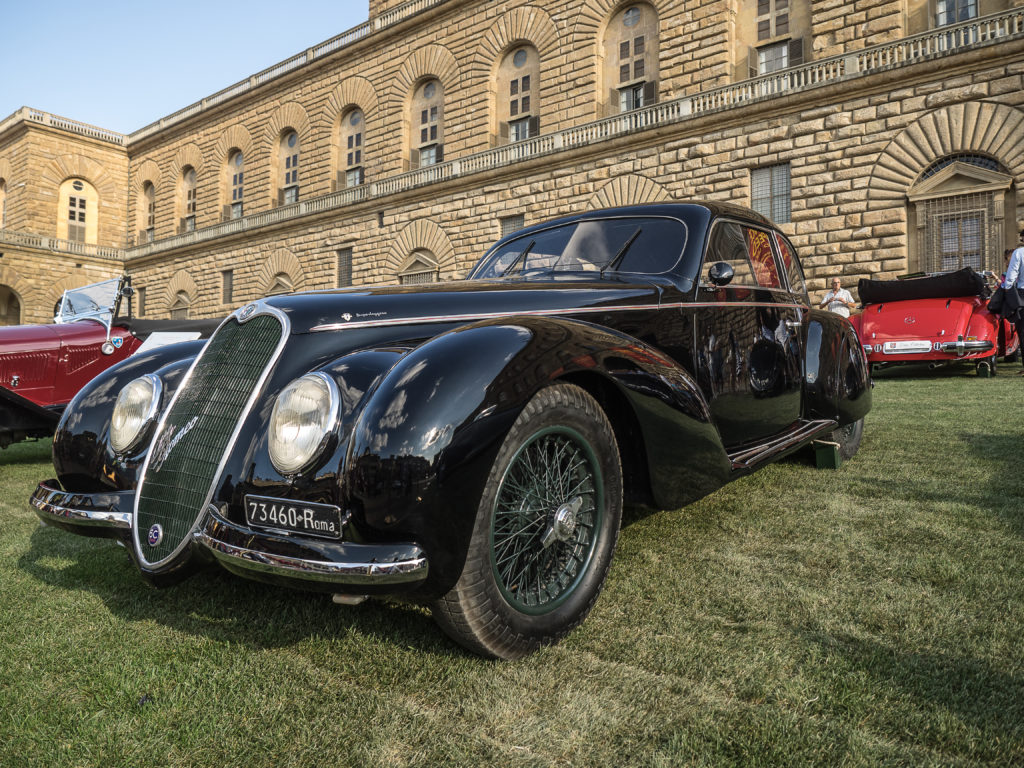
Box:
(727, 419), (837, 470)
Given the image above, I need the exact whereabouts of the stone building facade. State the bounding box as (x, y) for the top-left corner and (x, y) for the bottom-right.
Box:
(1, 0), (1023, 325)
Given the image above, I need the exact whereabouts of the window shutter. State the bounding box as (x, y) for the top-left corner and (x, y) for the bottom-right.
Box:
(643, 80), (657, 106)
(277, 188), (285, 207)
(335, 171), (345, 192)
(222, 205), (231, 221)
(788, 37), (804, 66)
(436, 144), (444, 163)
(136, 230), (146, 246)
(410, 148), (419, 169)
(528, 116), (540, 137)
(609, 88), (620, 116)
(178, 218), (186, 235)
(499, 121), (509, 143)
(748, 46), (760, 78)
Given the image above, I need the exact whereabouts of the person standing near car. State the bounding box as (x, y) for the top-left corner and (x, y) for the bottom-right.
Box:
(1003, 228), (1024, 374)
(819, 277), (855, 317)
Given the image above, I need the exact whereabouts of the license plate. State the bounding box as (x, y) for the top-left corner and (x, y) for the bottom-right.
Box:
(883, 340), (931, 354)
(244, 495), (344, 540)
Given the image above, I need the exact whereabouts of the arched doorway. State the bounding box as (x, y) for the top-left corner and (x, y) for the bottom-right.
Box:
(0, 285), (22, 326)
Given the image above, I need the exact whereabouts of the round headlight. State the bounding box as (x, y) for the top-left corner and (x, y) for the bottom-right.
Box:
(268, 373), (339, 475)
(110, 374), (162, 453)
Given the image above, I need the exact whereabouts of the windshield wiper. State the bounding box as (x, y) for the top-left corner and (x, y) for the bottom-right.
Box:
(503, 239), (535, 276)
(601, 227), (642, 278)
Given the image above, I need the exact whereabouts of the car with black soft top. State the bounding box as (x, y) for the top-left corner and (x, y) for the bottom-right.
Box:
(31, 202), (870, 658)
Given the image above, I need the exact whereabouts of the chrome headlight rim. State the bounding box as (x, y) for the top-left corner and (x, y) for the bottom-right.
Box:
(110, 373), (163, 455)
(268, 371), (341, 476)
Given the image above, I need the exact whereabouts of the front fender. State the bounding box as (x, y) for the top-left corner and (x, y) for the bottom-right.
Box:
(53, 339), (207, 492)
(346, 315), (723, 596)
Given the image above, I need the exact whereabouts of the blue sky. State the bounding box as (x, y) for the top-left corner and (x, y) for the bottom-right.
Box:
(0, 1), (370, 134)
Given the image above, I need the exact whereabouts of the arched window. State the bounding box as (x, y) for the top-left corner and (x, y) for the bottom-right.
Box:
(0, 285), (20, 326)
(497, 46), (540, 144)
(907, 155), (1014, 273)
(169, 290), (191, 320)
(279, 131), (300, 205)
(267, 272), (294, 296)
(410, 79), (444, 169)
(0, 178), (7, 228)
(179, 167), (197, 233)
(340, 109), (365, 188)
(227, 150), (245, 220)
(399, 250), (439, 285)
(603, 4), (659, 114)
(58, 178), (99, 244)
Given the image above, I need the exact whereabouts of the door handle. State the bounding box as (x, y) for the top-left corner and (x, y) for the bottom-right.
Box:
(785, 320), (802, 329)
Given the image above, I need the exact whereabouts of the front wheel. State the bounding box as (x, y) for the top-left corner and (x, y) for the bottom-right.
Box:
(432, 383), (622, 659)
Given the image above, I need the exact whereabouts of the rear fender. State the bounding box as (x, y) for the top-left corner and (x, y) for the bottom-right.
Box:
(346, 315), (723, 596)
(803, 310), (871, 425)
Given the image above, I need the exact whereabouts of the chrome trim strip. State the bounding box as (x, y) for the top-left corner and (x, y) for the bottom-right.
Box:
(727, 419), (837, 469)
(310, 300), (804, 332)
(133, 301), (292, 569)
(30, 483), (131, 530)
(194, 530), (429, 585)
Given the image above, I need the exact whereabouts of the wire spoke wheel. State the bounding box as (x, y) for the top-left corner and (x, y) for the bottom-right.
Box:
(491, 426), (602, 614)
(432, 383), (622, 659)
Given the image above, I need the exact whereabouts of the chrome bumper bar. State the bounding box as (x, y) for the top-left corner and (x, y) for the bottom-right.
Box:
(195, 529), (428, 585)
(31, 481), (429, 586)
(31, 481), (131, 532)
(939, 337), (994, 355)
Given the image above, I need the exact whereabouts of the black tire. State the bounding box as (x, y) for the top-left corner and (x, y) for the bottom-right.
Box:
(432, 383), (623, 659)
(829, 417), (864, 460)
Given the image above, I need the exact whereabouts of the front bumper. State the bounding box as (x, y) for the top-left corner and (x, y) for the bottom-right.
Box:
(31, 481), (429, 589)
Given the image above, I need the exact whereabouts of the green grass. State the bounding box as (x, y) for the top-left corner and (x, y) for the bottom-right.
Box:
(1, 367), (1022, 767)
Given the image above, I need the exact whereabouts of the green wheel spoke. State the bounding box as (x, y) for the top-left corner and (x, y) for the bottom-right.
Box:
(490, 425), (605, 614)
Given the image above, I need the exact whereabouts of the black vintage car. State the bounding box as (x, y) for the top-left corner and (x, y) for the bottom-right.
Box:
(31, 203), (870, 658)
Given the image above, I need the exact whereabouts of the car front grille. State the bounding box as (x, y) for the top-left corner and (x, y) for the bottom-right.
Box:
(135, 313), (283, 566)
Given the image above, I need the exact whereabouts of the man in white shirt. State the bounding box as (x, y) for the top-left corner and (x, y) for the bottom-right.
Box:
(1002, 228), (1024, 374)
(819, 278), (855, 317)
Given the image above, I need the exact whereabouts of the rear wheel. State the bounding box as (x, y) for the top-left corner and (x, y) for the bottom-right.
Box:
(432, 383), (622, 659)
(829, 417), (864, 460)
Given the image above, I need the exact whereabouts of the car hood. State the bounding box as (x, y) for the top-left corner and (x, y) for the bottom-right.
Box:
(858, 297), (979, 341)
(259, 278), (666, 335)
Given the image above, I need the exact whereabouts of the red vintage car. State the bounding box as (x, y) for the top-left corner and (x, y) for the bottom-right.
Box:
(849, 267), (1019, 376)
(0, 277), (217, 448)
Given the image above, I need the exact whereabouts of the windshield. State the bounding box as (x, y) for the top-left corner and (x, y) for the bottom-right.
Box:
(470, 216), (687, 280)
(56, 278), (121, 324)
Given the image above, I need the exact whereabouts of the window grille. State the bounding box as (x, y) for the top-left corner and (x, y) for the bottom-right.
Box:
(500, 215), (525, 238)
(337, 248), (353, 287)
(921, 192), (1000, 273)
(751, 164), (791, 223)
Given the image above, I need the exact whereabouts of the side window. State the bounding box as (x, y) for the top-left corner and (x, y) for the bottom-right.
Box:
(773, 232), (807, 298)
(743, 226), (782, 288)
(707, 222), (758, 287)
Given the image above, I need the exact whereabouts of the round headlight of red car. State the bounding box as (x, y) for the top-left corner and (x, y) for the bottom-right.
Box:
(268, 372), (339, 475)
(110, 374), (162, 454)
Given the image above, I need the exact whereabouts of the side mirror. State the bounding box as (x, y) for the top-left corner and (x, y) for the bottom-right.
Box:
(708, 261), (734, 287)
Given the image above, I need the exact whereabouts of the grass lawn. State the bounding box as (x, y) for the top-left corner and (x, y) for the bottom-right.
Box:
(1, 367), (1022, 767)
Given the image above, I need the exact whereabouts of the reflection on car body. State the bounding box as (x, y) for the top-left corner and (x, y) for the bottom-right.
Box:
(31, 202), (870, 658)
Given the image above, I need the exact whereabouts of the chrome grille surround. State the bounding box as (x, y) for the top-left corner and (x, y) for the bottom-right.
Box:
(132, 302), (290, 569)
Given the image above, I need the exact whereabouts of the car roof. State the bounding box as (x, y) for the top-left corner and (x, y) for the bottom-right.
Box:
(497, 202), (775, 244)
